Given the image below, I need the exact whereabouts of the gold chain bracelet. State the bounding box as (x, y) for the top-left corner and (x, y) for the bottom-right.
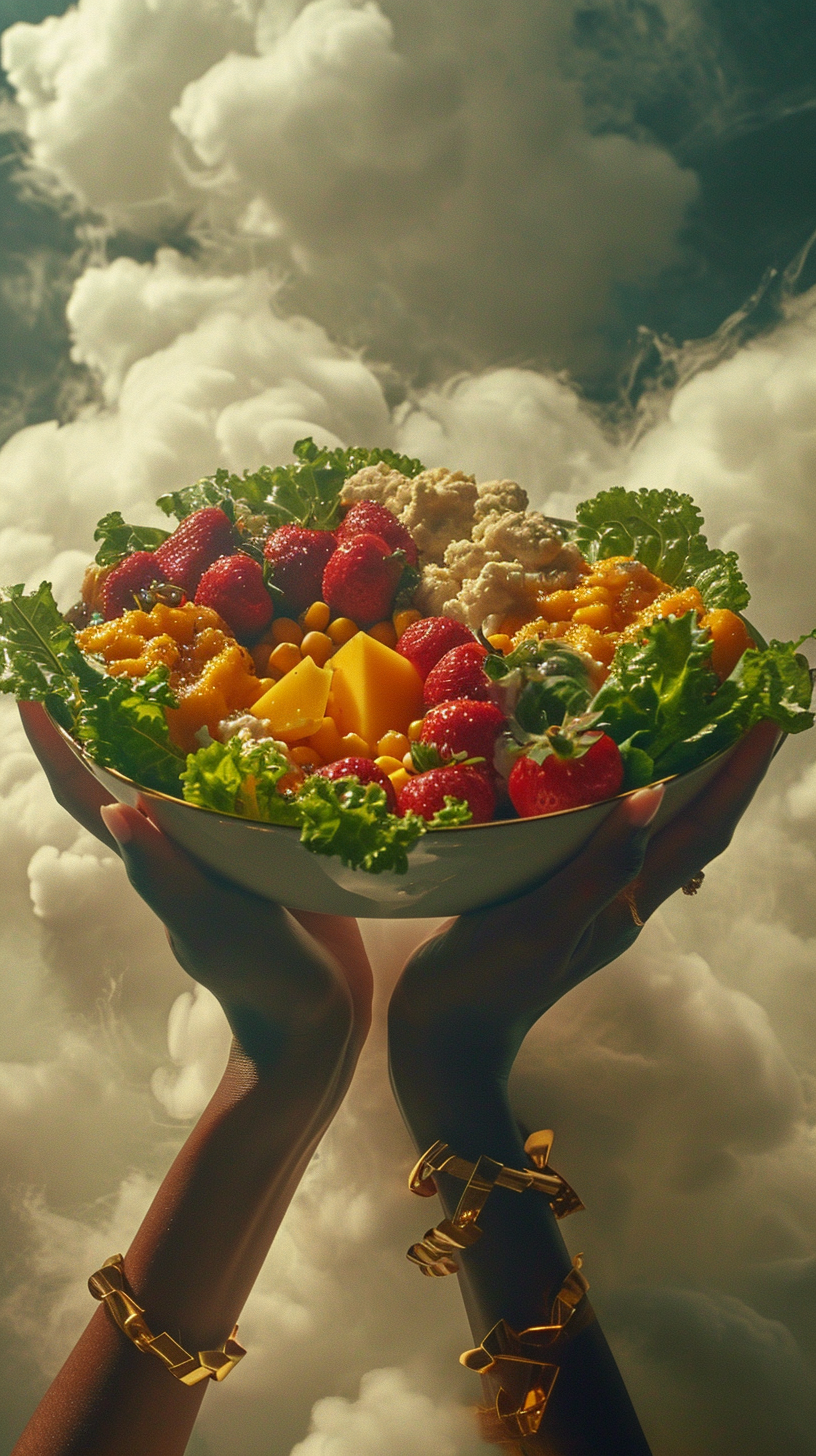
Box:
(406, 1129), (583, 1277)
(463, 1255), (590, 1442)
(89, 1254), (246, 1386)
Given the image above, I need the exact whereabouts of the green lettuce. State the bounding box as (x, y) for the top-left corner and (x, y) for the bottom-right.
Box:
(157, 438), (425, 532)
(572, 487), (749, 611)
(591, 613), (814, 786)
(484, 641), (596, 733)
(181, 737), (300, 823)
(0, 582), (184, 795)
(93, 511), (169, 566)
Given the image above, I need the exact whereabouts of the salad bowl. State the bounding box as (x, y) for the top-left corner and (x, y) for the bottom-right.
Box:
(57, 720), (736, 917)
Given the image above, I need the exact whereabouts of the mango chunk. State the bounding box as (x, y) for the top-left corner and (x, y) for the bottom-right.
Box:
(329, 631), (424, 746)
(250, 654), (332, 742)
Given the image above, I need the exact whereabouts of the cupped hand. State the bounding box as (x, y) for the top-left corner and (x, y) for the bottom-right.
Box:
(19, 702), (374, 1061)
(389, 721), (779, 1094)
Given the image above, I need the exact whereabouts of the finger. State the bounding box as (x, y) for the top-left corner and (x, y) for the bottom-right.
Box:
(636, 719), (779, 918)
(19, 701), (120, 852)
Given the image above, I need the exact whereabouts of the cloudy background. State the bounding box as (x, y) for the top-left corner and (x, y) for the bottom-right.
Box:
(1, 1), (816, 1452)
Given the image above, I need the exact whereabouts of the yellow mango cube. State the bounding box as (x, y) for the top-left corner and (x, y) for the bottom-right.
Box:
(329, 631), (424, 746)
(250, 654), (332, 742)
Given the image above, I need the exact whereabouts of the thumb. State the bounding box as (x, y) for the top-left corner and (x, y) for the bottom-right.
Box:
(99, 801), (231, 940)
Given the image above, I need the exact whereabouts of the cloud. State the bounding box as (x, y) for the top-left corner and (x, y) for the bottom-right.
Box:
(288, 1367), (480, 1456)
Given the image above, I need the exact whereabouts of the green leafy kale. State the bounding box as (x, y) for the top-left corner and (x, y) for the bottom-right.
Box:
(0, 583), (184, 794)
(572, 487), (749, 611)
(295, 775), (425, 874)
(591, 613), (814, 786)
(156, 439), (425, 532)
(94, 511), (170, 566)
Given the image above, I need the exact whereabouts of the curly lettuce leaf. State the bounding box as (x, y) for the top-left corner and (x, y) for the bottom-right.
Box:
(76, 664), (184, 795)
(181, 737), (300, 823)
(93, 511), (169, 566)
(0, 582), (83, 709)
(156, 440), (425, 533)
(485, 641), (596, 732)
(591, 613), (815, 785)
(428, 795), (473, 827)
(573, 487), (749, 611)
(295, 775), (425, 873)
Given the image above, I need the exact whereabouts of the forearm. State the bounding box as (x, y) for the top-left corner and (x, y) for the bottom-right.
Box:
(13, 993), (353, 1456)
(389, 1016), (651, 1456)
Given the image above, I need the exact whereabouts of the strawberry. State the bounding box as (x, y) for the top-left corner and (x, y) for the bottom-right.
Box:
(508, 730), (624, 818)
(419, 698), (506, 769)
(397, 616), (476, 679)
(322, 533), (403, 626)
(264, 526), (337, 613)
(314, 756), (398, 812)
(423, 642), (490, 707)
(397, 765), (496, 823)
(194, 554), (274, 641)
(154, 507), (235, 595)
(337, 501), (418, 565)
(102, 551), (167, 619)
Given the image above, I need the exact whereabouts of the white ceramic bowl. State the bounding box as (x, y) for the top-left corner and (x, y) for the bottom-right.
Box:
(55, 723), (737, 917)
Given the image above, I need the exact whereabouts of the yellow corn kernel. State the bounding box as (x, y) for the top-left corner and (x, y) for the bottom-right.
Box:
(340, 732), (371, 758)
(300, 630), (334, 667)
(289, 746), (323, 769)
(256, 677), (276, 693)
(368, 620), (398, 649)
(268, 641), (302, 675)
(271, 617), (303, 646)
(402, 751), (415, 771)
(375, 754), (405, 775)
(327, 616), (358, 646)
(408, 718), (424, 741)
(388, 767), (412, 797)
(301, 600), (331, 633)
(376, 730), (410, 759)
(486, 633), (513, 655)
(393, 607), (422, 638)
(572, 602), (613, 630)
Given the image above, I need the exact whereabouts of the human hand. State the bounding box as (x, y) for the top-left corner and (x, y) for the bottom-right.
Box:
(389, 721), (778, 1146)
(19, 701), (373, 1068)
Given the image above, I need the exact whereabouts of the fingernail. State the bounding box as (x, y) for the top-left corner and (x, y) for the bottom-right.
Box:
(627, 783), (665, 828)
(100, 803), (133, 844)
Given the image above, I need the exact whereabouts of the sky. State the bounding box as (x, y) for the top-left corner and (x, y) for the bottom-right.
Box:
(1, 2), (816, 1453)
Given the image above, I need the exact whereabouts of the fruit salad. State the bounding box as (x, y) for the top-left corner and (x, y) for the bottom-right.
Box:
(1, 439), (814, 875)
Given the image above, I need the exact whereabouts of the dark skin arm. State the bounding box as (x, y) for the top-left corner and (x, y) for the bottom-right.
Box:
(389, 722), (779, 1456)
(13, 703), (374, 1456)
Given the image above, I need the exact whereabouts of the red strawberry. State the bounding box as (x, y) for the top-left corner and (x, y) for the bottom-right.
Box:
(102, 551), (167, 619)
(419, 699), (506, 769)
(322, 533), (403, 626)
(195, 554), (274, 641)
(314, 756), (398, 812)
(264, 526), (337, 613)
(423, 642), (490, 707)
(397, 616), (476, 679)
(154, 507), (234, 595)
(508, 732), (624, 818)
(397, 765), (496, 823)
(336, 501), (418, 565)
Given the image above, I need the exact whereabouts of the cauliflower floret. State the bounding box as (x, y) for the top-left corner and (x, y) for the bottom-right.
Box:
(537, 542), (584, 592)
(413, 564), (464, 618)
(473, 510), (565, 570)
(340, 463), (414, 515)
(217, 714), (284, 745)
(474, 479), (529, 520)
(456, 561), (533, 631)
(443, 537), (501, 582)
(395, 468), (478, 563)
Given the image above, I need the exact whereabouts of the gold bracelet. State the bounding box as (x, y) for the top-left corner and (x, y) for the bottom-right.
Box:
(89, 1254), (246, 1386)
(406, 1130), (583, 1277)
(462, 1255), (590, 1442)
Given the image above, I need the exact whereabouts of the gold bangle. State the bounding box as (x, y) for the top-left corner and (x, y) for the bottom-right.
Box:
(462, 1256), (590, 1442)
(89, 1255), (246, 1386)
(406, 1130), (583, 1277)
(682, 870), (705, 895)
(620, 882), (644, 928)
